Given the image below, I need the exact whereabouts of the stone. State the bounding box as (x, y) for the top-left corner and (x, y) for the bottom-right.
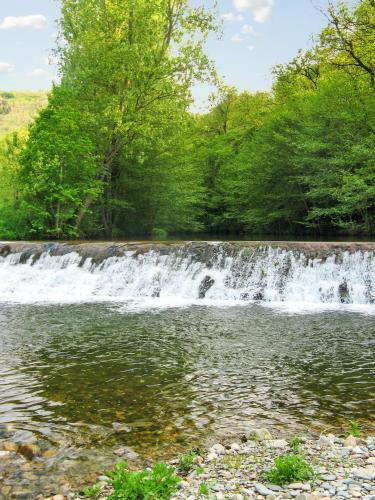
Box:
(295, 495), (316, 500)
(266, 439), (288, 449)
(365, 457), (375, 464)
(1, 441), (18, 452)
(43, 449), (58, 459)
(113, 447), (139, 460)
(52, 496), (65, 500)
(288, 483), (308, 490)
(318, 435), (335, 449)
(206, 452), (218, 462)
(352, 467), (375, 480)
(230, 443), (241, 452)
(211, 444), (226, 456)
(249, 428), (272, 441)
(112, 422), (132, 433)
(343, 436), (357, 448)
(97, 475), (110, 482)
(17, 443), (41, 459)
(321, 474), (336, 481)
(0, 450), (11, 458)
(198, 276), (215, 299)
(255, 483), (274, 496)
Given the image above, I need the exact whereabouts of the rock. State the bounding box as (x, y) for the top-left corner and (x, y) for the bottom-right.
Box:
(211, 443), (226, 456)
(17, 443), (41, 459)
(321, 474), (336, 481)
(288, 483), (308, 489)
(318, 435), (335, 449)
(255, 483), (274, 496)
(52, 496), (65, 500)
(97, 475), (110, 482)
(198, 276), (215, 299)
(112, 422), (132, 433)
(113, 447), (139, 460)
(43, 449), (58, 459)
(0, 450), (11, 458)
(266, 439), (288, 449)
(343, 436), (357, 448)
(1, 441), (18, 452)
(339, 280), (350, 303)
(295, 495), (316, 500)
(352, 467), (375, 480)
(365, 457), (375, 464)
(249, 428), (272, 441)
(206, 452), (217, 462)
(230, 443), (241, 452)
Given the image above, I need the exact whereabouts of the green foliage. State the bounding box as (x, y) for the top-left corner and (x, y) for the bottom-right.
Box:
(107, 461), (180, 500)
(289, 437), (302, 453)
(348, 420), (361, 437)
(198, 482), (212, 497)
(178, 449), (199, 475)
(0, 0), (373, 240)
(264, 454), (315, 485)
(83, 484), (101, 498)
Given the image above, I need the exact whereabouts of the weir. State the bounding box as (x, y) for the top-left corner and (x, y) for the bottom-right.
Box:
(0, 241), (374, 308)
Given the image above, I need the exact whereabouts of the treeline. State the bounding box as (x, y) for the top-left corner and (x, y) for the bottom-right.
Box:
(0, 0), (374, 240)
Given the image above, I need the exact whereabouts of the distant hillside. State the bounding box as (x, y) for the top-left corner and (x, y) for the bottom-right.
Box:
(0, 91), (48, 137)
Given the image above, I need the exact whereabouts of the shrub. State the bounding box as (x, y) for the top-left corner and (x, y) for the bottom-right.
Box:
(264, 453), (315, 485)
(106, 461), (180, 499)
(178, 449), (199, 475)
(348, 420), (361, 437)
(289, 436), (302, 452)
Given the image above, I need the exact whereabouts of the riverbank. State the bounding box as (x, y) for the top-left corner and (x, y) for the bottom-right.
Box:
(71, 429), (375, 500)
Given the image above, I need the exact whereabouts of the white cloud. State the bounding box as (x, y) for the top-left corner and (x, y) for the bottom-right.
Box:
(0, 14), (48, 30)
(231, 34), (244, 43)
(233, 0), (274, 23)
(221, 12), (245, 22)
(0, 62), (14, 73)
(241, 24), (256, 35)
(28, 68), (49, 77)
(248, 45), (255, 51)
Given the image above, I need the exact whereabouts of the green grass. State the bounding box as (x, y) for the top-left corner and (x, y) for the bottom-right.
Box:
(83, 484), (101, 498)
(0, 91), (47, 137)
(178, 449), (201, 475)
(289, 436), (302, 452)
(84, 461), (180, 500)
(264, 453), (315, 486)
(348, 420), (361, 437)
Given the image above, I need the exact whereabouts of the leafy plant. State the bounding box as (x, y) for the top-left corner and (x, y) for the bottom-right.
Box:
(348, 420), (361, 437)
(289, 436), (302, 452)
(178, 449), (199, 475)
(264, 453), (315, 485)
(198, 481), (215, 497)
(107, 461), (180, 500)
(83, 484), (101, 498)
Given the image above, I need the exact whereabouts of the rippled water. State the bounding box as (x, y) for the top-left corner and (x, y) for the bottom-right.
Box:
(0, 302), (374, 495)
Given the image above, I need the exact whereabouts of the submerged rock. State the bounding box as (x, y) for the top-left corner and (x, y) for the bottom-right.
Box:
(18, 443), (41, 460)
(249, 428), (272, 441)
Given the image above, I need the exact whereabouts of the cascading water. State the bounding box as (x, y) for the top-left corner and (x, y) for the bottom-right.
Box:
(0, 244), (374, 311)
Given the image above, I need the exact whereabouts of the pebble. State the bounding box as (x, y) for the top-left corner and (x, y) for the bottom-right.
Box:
(249, 428), (272, 441)
(255, 483), (275, 496)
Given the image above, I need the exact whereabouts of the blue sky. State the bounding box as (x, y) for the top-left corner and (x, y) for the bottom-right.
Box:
(0, 0), (346, 106)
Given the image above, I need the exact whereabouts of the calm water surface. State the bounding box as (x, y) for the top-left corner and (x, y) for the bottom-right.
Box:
(0, 303), (374, 495)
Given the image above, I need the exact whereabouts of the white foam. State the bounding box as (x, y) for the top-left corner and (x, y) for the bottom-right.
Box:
(0, 246), (374, 313)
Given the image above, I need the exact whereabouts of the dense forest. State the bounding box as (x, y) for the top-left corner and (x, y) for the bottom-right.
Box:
(0, 0), (374, 240)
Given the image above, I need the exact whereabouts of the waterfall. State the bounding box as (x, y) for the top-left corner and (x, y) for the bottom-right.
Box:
(0, 244), (374, 311)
